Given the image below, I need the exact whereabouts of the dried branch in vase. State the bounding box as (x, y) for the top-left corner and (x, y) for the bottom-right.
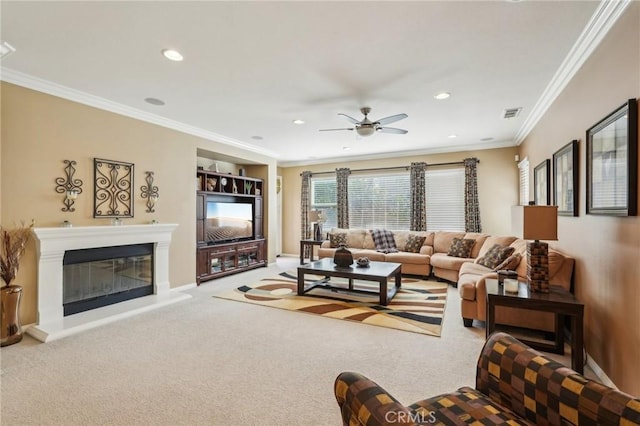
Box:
(0, 221), (34, 287)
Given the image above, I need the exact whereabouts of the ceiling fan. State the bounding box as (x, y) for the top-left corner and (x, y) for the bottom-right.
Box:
(319, 107), (408, 137)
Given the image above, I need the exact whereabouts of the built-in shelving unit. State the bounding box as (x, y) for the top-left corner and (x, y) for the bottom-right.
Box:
(196, 169), (266, 284)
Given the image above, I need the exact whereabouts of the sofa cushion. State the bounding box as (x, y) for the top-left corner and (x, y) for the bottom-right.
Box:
(370, 229), (398, 253)
(447, 237), (476, 258)
(330, 228), (367, 248)
(494, 253), (522, 271)
(431, 252), (474, 271)
(329, 232), (347, 248)
(404, 234), (427, 253)
(476, 244), (515, 269)
(385, 251), (429, 265)
(433, 231), (466, 254)
(477, 236), (518, 258)
(464, 233), (490, 258)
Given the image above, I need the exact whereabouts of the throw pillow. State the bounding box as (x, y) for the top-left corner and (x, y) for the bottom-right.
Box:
(494, 253), (522, 272)
(446, 237), (476, 258)
(370, 229), (398, 253)
(404, 234), (426, 253)
(476, 244), (515, 269)
(329, 233), (347, 248)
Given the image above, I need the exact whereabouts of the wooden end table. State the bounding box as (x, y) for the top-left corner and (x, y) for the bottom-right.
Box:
(299, 239), (323, 264)
(485, 278), (584, 374)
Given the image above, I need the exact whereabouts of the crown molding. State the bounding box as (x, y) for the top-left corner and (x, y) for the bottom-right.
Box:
(0, 68), (280, 159)
(514, 0), (632, 144)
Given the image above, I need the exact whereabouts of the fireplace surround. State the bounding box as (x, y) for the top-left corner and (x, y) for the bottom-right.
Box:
(29, 224), (191, 342)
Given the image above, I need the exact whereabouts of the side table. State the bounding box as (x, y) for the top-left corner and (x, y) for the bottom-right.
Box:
(485, 278), (584, 374)
(299, 239), (323, 265)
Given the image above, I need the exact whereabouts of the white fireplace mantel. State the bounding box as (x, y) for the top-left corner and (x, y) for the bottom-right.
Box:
(28, 224), (191, 342)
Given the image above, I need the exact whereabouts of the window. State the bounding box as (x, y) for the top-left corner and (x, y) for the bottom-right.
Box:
(311, 167), (466, 232)
(348, 173), (410, 229)
(518, 157), (530, 205)
(425, 168), (465, 231)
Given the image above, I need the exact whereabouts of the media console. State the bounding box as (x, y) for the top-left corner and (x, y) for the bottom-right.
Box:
(196, 169), (266, 284)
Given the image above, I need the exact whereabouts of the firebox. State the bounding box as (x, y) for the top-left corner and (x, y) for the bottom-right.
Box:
(63, 243), (154, 316)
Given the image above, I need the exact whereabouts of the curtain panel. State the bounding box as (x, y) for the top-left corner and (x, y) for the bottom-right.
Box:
(336, 168), (350, 229)
(301, 171), (313, 259)
(464, 158), (482, 232)
(410, 162), (427, 231)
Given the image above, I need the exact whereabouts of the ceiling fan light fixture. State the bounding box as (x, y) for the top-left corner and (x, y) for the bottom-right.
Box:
(434, 92), (451, 100)
(161, 49), (183, 62)
(356, 126), (375, 137)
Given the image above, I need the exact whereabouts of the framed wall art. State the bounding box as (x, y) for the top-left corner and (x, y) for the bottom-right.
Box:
(553, 140), (579, 216)
(534, 159), (551, 206)
(94, 158), (134, 218)
(586, 98), (638, 216)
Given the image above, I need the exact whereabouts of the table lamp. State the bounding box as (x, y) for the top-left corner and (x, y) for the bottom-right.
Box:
(511, 204), (558, 293)
(308, 210), (321, 241)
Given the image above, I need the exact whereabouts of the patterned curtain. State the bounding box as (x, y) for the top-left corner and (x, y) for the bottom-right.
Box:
(410, 162), (427, 231)
(301, 171), (313, 259)
(336, 168), (350, 229)
(464, 158), (482, 232)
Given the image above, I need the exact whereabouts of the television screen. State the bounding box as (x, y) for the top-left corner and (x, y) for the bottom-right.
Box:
(206, 202), (253, 242)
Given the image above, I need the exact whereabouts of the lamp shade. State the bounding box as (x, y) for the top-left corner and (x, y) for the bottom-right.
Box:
(308, 210), (320, 222)
(511, 205), (558, 241)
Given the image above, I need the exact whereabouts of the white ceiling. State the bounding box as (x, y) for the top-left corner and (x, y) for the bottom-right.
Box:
(1, 1), (606, 166)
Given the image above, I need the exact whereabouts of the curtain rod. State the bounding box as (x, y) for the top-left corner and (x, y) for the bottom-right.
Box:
(299, 160), (476, 176)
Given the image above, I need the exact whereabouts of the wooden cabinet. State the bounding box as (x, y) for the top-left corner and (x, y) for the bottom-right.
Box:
(196, 169), (266, 284)
(196, 239), (266, 284)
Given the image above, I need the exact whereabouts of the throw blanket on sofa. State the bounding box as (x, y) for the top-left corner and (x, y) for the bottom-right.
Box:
(370, 229), (398, 253)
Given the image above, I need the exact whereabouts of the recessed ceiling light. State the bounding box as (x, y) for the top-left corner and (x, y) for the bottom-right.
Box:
(448, 134), (457, 139)
(251, 136), (264, 140)
(480, 137), (494, 142)
(434, 92), (451, 100)
(144, 97), (165, 106)
(161, 49), (183, 62)
(292, 119), (305, 125)
(342, 146), (352, 151)
(0, 41), (16, 59)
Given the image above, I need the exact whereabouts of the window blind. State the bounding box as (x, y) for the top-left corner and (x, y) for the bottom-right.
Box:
(425, 168), (465, 231)
(518, 157), (530, 205)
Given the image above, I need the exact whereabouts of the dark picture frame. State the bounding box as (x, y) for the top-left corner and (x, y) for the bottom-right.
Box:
(534, 159), (551, 206)
(553, 140), (579, 216)
(93, 158), (134, 218)
(586, 98), (638, 216)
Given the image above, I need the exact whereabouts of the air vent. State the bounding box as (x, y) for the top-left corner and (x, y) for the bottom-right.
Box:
(503, 107), (522, 119)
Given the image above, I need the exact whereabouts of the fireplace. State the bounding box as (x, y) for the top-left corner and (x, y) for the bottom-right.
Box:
(63, 243), (154, 316)
(29, 224), (191, 342)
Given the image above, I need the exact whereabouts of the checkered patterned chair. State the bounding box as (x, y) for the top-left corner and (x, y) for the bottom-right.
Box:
(334, 332), (640, 425)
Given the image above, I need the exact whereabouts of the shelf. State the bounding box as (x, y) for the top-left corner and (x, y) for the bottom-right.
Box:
(197, 170), (263, 197)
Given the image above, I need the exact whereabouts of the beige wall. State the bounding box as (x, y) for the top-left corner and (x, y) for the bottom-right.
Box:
(1, 82), (278, 325)
(279, 146), (519, 256)
(519, 3), (639, 394)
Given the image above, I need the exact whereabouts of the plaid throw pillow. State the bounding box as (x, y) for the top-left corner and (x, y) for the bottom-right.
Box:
(329, 233), (347, 248)
(404, 234), (426, 253)
(447, 237), (476, 258)
(370, 229), (398, 253)
(477, 244), (515, 269)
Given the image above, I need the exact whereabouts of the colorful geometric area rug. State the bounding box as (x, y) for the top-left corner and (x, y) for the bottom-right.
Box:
(214, 271), (448, 337)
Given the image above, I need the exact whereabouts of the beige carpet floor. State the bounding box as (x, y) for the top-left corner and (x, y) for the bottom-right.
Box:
(0, 257), (588, 426)
(214, 272), (448, 337)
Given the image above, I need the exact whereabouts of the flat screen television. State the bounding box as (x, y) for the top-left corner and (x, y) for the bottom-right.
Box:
(205, 201), (253, 243)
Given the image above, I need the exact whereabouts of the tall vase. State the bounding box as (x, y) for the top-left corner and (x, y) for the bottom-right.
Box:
(1, 285), (23, 347)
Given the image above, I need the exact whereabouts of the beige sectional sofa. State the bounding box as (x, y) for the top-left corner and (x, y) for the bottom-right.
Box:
(317, 228), (434, 276)
(317, 228), (575, 332)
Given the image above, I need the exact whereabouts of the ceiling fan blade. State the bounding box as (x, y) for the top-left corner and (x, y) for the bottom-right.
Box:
(337, 113), (361, 124)
(377, 127), (408, 134)
(319, 127), (354, 132)
(375, 113), (408, 126)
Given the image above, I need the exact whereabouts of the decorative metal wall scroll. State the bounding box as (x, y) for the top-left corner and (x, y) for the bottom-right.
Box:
(140, 171), (159, 213)
(55, 160), (83, 212)
(94, 158), (134, 218)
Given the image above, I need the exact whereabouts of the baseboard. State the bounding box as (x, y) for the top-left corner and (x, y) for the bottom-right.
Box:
(586, 353), (618, 389)
(171, 282), (197, 292)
